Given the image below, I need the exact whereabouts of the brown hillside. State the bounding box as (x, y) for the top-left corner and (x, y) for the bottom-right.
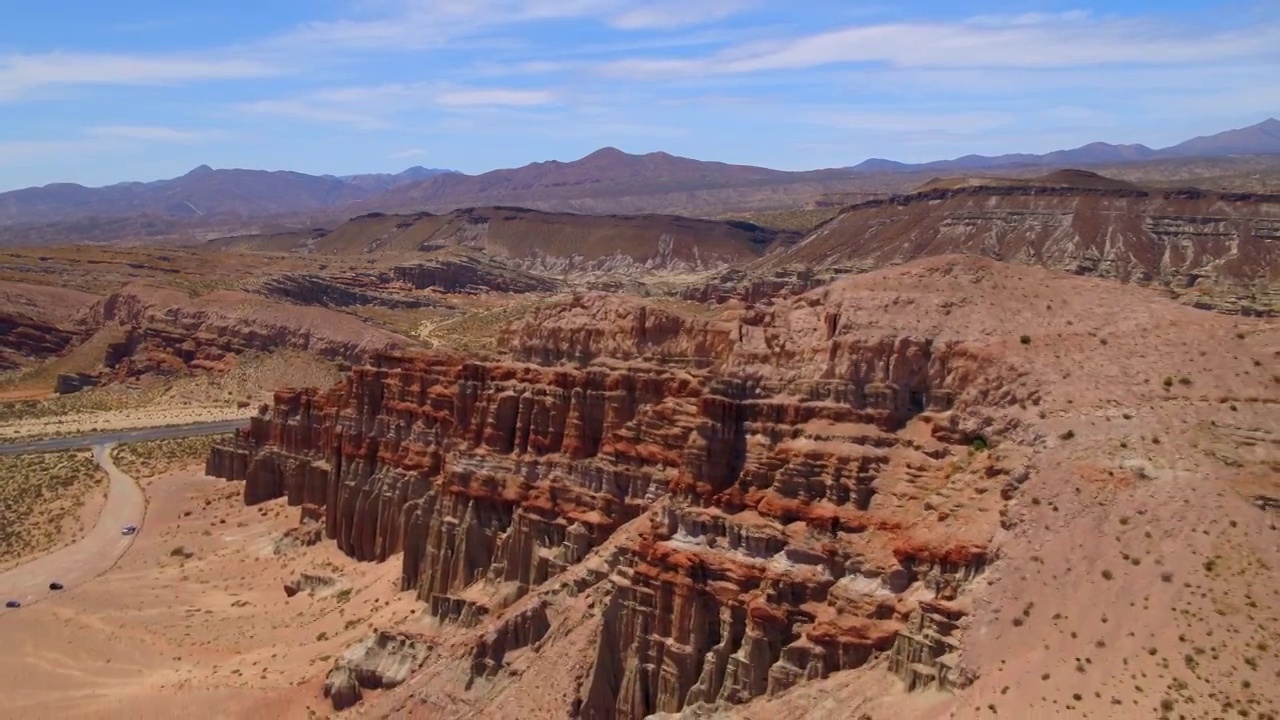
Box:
(214, 206), (796, 273)
(359, 148), (856, 216)
(761, 176), (1280, 314)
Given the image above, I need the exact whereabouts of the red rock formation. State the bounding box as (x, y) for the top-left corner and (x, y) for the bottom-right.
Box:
(208, 277), (1027, 717)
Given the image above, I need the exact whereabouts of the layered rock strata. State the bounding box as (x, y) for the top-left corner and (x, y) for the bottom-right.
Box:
(765, 178), (1280, 315)
(0, 311), (79, 372)
(208, 285), (1029, 717)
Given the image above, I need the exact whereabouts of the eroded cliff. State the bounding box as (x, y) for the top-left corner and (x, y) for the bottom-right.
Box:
(208, 264), (1036, 716)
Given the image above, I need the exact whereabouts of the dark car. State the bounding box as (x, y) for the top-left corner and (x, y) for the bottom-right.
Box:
(4, 600), (19, 609)
(49, 582), (64, 591)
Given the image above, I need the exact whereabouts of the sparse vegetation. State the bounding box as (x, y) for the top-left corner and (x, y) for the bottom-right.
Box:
(1020, 335), (1032, 345)
(169, 545), (195, 560)
(113, 434), (233, 479)
(0, 450), (106, 565)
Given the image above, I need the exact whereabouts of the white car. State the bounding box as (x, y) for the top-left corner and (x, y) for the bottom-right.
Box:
(121, 524), (138, 536)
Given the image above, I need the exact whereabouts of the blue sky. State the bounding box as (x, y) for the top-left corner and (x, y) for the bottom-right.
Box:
(1, 0), (1277, 190)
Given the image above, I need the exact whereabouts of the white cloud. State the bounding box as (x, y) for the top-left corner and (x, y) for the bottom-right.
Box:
(388, 147), (425, 158)
(436, 88), (556, 106)
(86, 125), (211, 142)
(610, 0), (749, 30)
(0, 138), (108, 162)
(235, 82), (555, 129)
(280, 0), (621, 50)
(0, 52), (279, 101)
(599, 15), (1280, 77)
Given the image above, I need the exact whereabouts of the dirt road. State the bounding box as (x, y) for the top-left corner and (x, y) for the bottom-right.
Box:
(0, 445), (144, 607)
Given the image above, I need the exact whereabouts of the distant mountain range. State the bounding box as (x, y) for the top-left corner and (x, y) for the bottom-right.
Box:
(1, 118), (1278, 232)
(0, 166), (455, 226)
(849, 118), (1280, 173)
(357, 146), (851, 214)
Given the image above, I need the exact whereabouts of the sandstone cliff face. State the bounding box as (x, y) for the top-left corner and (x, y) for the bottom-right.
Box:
(208, 279), (1031, 717)
(762, 184), (1280, 315)
(0, 281), (97, 372)
(0, 311), (79, 372)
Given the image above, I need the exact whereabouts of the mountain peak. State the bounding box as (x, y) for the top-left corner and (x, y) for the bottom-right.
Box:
(580, 146), (631, 162)
(185, 164), (215, 177)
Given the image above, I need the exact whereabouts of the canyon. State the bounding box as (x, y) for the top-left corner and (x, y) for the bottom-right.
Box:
(202, 256), (1280, 717)
(2, 164), (1278, 719)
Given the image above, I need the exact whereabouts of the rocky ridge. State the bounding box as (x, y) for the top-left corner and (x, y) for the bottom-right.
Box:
(207, 260), (1040, 716)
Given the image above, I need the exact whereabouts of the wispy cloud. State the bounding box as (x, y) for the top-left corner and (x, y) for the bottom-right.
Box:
(235, 81), (556, 129)
(388, 148), (426, 159)
(279, 0), (620, 50)
(599, 13), (1280, 77)
(0, 52), (280, 101)
(86, 125), (213, 142)
(436, 88), (556, 107)
(609, 0), (749, 30)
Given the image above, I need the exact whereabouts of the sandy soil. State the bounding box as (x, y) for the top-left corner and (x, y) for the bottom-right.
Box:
(0, 465), (423, 719)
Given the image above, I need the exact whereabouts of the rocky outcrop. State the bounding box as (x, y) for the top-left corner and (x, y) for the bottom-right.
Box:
(470, 599), (552, 680)
(208, 275), (1034, 717)
(283, 572), (339, 598)
(886, 599), (973, 692)
(323, 631), (431, 710)
(54, 372), (99, 395)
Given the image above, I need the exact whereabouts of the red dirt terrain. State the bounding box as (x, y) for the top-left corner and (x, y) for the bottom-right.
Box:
(190, 256), (1279, 719)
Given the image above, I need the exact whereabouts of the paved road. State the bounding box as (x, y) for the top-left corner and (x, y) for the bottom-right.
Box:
(0, 445), (144, 607)
(0, 419), (248, 456)
(0, 418), (249, 608)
